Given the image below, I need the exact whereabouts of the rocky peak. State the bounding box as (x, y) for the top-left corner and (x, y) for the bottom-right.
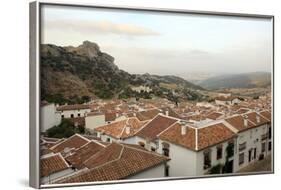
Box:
(65, 41), (101, 60)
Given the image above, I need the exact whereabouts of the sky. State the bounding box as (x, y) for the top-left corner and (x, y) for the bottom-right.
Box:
(41, 5), (273, 77)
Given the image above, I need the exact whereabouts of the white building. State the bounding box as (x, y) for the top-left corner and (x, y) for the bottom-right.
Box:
(41, 103), (61, 132)
(215, 96), (241, 106)
(56, 104), (91, 119)
(85, 112), (106, 132)
(158, 121), (237, 176)
(131, 85), (152, 93)
(224, 112), (271, 172)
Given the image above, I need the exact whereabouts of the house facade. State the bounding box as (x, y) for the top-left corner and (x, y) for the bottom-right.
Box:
(41, 103), (61, 132)
(158, 122), (237, 177)
(56, 104), (91, 119)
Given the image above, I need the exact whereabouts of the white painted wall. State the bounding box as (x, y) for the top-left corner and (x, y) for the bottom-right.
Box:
(233, 123), (270, 172)
(158, 140), (197, 177)
(40, 103), (61, 132)
(60, 108), (91, 118)
(127, 163), (166, 179)
(85, 114), (105, 131)
(41, 168), (74, 184)
(158, 139), (235, 177)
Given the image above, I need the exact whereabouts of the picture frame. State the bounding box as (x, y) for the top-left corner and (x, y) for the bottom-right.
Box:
(30, 1), (274, 188)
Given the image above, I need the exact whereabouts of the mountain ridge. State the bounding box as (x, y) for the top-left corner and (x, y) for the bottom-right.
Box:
(41, 41), (205, 104)
(198, 72), (271, 90)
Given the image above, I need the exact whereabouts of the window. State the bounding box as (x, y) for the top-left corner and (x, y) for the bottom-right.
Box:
(216, 145), (222, 160)
(269, 127), (272, 139)
(106, 138), (111, 143)
(61, 115), (64, 119)
(162, 142), (170, 157)
(71, 114), (74, 118)
(239, 142), (247, 152)
(138, 142), (145, 147)
(151, 147), (156, 152)
(239, 153), (244, 165)
(164, 164), (170, 177)
(203, 150), (211, 170)
(268, 141), (272, 151)
(226, 141), (234, 158)
(262, 142), (266, 152)
(78, 113), (81, 117)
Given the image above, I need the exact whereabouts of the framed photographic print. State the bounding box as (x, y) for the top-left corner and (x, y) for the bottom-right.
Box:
(29, 1), (274, 188)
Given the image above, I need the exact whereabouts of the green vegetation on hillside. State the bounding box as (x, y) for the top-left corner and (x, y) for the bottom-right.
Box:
(46, 119), (84, 138)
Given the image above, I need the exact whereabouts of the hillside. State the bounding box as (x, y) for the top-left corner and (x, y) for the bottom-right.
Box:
(198, 72), (271, 90)
(41, 41), (204, 104)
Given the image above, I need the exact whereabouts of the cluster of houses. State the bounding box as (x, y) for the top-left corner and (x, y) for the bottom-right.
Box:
(40, 92), (272, 184)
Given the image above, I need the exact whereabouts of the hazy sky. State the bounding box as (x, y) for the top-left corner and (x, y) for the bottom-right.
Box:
(41, 5), (273, 76)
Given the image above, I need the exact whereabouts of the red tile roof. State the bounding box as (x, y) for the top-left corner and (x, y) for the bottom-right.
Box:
(159, 122), (235, 151)
(244, 112), (269, 126)
(137, 114), (178, 141)
(259, 110), (271, 122)
(95, 117), (147, 139)
(225, 115), (255, 132)
(41, 153), (70, 177)
(206, 112), (223, 120)
(50, 134), (90, 154)
(159, 123), (196, 150)
(55, 143), (169, 183)
(65, 141), (105, 169)
(105, 112), (116, 122)
(197, 123), (235, 150)
(57, 104), (90, 111)
(136, 109), (161, 121)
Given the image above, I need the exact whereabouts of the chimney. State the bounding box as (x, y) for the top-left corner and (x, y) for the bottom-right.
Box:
(165, 110), (169, 116)
(133, 113), (136, 117)
(125, 126), (130, 134)
(244, 119), (248, 127)
(181, 125), (187, 135)
(256, 115), (260, 123)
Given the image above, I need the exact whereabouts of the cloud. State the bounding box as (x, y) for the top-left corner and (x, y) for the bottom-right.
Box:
(44, 19), (160, 36)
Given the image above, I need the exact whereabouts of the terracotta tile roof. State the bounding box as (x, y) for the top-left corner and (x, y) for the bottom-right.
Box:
(186, 114), (207, 121)
(197, 123), (235, 150)
(136, 109), (161, 121)
(206, 112), (223, 120)
(244, 112), (269, 126)
(136, 114), (178, 141)
(235, 108), (250, 114)
(159, 123), (235, 151)
(159, 123), (196, 150)
(160, 107), (182, 119)
(66, 141), (105, 169)
(56, 143), (169, 183)
(50, 134), (90, 153)
(57, 104), (90, 111)
(105, 112), (116, 122)
(225, 115), (255, 132)
(87, 112), (104, 116)
(259, 110), (271, 122)
(83, 143), (123, 169)
(41, 153), (70, 177)
(95, 117), (147, 139)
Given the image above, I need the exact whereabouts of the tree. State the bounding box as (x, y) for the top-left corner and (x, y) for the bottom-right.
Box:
(46, 119), (84, 138)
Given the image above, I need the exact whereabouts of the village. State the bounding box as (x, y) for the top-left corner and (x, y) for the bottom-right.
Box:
(40, 91), (272, 184)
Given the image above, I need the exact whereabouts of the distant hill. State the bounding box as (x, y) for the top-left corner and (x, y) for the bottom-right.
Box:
(41, 41), (204, 104)
(198, 72), (271, 90)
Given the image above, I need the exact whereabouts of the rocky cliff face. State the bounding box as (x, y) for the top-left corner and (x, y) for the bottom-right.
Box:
(41, 41), (204, 104)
